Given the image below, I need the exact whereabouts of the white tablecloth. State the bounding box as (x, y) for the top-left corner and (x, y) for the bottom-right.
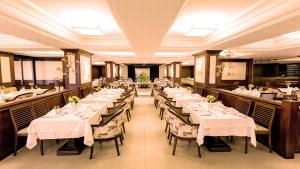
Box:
(278, 87), (299, 95)
(81, 93), (119, 108)
(232, 88), (261, 97)
(173, 94), (204, 107)
(26, 102), (107, 149)
(164, 87), (188, 98)
(183, 102), (256, 146)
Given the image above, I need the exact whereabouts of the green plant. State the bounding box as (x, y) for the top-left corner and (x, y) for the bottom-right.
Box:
(137, 72), (150, 83)
(206, 95), (216, 103)
(68, 96), (80, 104)
(248, 84), (254, 90)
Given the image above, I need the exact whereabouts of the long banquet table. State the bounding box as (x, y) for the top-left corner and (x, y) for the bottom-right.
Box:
(173, 93), (203, 107)
(26, 88), (123, 155)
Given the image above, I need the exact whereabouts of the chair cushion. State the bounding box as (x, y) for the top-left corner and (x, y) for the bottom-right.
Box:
(169, 113), (198, 138)
(17, 127), (28, 136)
(255, 123), (269, 134)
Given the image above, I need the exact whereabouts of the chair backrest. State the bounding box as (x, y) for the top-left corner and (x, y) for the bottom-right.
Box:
(31, 99), (49, 118)
(164, 101), (182, 113)
(10, 103), (34, 131)
(63, 90), (80, 103)
(100, 108), (124, 125)
(82, 87), (93, 98)
(252, 102), (276, 129)
(260, 92), (276, 100)
(293, 90), (300, 101)
(235, 97), (251, 115)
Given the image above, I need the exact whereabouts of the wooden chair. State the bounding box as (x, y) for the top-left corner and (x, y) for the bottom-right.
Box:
(235, 97), (252, 115)
(168, 109), (201, 157)
(112, 101), (128, 132)
(293, 90), (300, 101)
(90, 108), (124, 159)
(260, 92), (276, 100)
(117, 94), (131, 121)
(82, 87), (93, 98)
(31, 99), (49, 118)
(246, 102), (276, 153)
(10, 103), (36, 156)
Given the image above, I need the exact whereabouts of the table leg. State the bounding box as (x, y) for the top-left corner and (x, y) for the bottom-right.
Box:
(204, 136), (231, 152)
(57, 138), (85, 156)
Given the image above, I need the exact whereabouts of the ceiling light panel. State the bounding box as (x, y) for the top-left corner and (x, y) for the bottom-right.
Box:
(96, 52), (135, 56)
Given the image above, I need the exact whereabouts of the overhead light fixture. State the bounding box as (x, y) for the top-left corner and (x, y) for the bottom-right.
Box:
(93, 61), (105, 65)
(155, 52), (187, 56)
(72, 22), (104, 36)
(219, 49), (234, 57)
(17, 51), (64, 55)
(96, 52), (135, 56)
(282, 31), (300, 39)
(184, 27), (216, 37)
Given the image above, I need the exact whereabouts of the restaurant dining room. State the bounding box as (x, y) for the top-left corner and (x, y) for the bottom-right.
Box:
(1, 0), (300, 169)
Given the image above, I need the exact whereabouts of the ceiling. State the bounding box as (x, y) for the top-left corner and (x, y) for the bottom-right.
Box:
(0, 0), (299, 64)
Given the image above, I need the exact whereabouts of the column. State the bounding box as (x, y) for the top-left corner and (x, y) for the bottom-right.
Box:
(62, 49), (92, 89)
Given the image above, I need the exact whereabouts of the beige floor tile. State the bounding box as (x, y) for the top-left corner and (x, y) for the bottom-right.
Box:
(1, 95), (300, 169)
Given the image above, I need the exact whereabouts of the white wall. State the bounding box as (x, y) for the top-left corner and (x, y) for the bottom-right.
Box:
(23, 61), (34, 80)
(35, 61), (63, 80)
(80, 55), (91, 83)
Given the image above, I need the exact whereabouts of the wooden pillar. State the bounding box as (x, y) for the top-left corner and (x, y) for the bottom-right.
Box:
(171, 62), (181, 83)
(105, 61), (115, 83)
(62, 49), (92, 89)
(278, 100), (300, 159)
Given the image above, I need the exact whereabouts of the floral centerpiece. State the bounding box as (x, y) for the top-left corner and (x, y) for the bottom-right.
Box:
(285, 82), (291, 88)
(175, 83), (180, 88)
(29, 83), (35, 89)
(95, 86), (101, 92)
(0, 86), (5, 95)
(206, 95), (216, 103)
(68, 96), (80, 104)
(248, 84), (254, 90)
(137, 72), (150, 83)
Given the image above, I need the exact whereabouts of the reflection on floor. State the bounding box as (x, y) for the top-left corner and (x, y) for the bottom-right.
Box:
(1, 96), (300, 169)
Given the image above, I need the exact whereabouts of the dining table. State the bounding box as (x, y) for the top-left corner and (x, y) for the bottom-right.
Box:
(26, 88), (123, 156)
(183, 101), (256, 152)
(173, 93), (204, 107)
(164, 87), (189, 98)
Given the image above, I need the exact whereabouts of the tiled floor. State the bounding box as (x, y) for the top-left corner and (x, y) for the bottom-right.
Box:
(1, 96), (300, 169)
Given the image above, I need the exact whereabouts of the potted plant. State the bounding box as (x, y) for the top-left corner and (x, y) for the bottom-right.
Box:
(285, 82), (291, 88)
(248, 84), (254, 90)
(186, 87), (192, 93)
(206, 95), (216, 103)
(95, 87), (101, 92)
(68, 96), (80, 105)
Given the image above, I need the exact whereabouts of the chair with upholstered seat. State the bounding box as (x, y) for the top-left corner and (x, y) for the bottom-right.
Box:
(90, 108), (124, 159)
(112, 101), (128, 133)
(10, 103), (36, 156)
(245, 102), (276, 153)
(168, 109), (201, 157)
(117, 94), (131, 120)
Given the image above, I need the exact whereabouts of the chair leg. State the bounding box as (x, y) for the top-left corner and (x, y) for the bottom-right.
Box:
(269, 134), (272, 153)
(114, 138), (120, 156)
(119, 136), (123, 145)
(126, 110), (130, 121)
(161, 110), (164, 120)
(56, 139), (59, 144)
(169, 134), (172, 145)
(231, 136), (233, 142)
(167, 130), (171, 139)
(122, 123), (126, 133)
(14, 135), (18, 156)
(197, 145), (201, 158)
(165, 122), (169, 132)
(89, 145), (94, 159)
(172, 137), (177, 155)
(245, 137), (248, 154)
(40, 140), (44, 156)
